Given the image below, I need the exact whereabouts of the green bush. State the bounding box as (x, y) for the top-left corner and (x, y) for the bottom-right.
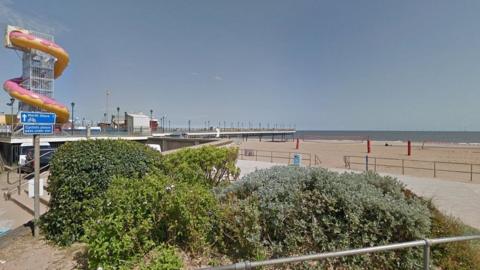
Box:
(217, 167), (431, 269)
(137, 245), (183, 270)
(159, 146), (240, 187)
(41, 140), (162, 245)
(83, 175), (220, 269)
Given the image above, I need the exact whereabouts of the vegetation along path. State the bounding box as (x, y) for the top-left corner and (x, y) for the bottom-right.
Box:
(237, 160), (480, 230)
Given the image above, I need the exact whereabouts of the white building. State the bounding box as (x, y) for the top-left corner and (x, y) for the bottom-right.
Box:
(125, 113), (151, 134)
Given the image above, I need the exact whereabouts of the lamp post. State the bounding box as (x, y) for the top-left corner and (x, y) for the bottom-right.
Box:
(161, 116), (166, 133)
(116, 107), (120, 134)
(71, 102), (75, 135)
(6, 98), (14, 134)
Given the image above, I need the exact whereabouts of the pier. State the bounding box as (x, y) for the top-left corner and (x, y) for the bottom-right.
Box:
(0, 128), (295, 166)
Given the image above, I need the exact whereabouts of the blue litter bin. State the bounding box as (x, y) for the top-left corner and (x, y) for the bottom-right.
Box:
(293, 154), (301, 166)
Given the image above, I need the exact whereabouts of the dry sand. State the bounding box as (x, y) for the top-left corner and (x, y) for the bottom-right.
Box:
(238, 138), (480, 183)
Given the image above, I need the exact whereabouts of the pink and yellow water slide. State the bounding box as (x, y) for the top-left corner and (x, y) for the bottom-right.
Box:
(3, 26), (70, 123)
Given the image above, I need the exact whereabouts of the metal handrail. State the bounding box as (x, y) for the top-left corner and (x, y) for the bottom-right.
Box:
(3, 150), (55, 199)
(238, 149), (313, 166)
(6, 150), (54, 185)
(4, 163), (51, 200)
(199, 235), (480, 270)
(344, 155), (480, 181)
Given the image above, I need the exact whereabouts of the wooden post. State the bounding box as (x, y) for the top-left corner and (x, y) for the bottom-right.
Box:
(407, 140), (411, 156)
(367, 139), (371, 153)
(402, 159), (405, 175)
(374, 157), (377, 172)
(365, 155), (369, 171)
(433, 162), (436, 178)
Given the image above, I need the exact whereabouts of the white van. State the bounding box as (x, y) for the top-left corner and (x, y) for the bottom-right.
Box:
(146, 144), (162, 152)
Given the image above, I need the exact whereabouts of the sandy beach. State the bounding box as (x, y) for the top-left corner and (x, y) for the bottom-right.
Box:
(238, 138), (480, 183)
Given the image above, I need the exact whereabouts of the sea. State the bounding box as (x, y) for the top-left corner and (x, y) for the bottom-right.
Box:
(296, 130), (480, 144)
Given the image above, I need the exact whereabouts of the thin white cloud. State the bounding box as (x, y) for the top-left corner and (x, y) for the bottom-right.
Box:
(213, 75), (223, 81)
(0, 0), (69, 35)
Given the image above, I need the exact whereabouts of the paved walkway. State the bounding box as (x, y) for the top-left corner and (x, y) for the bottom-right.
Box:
(236, 160), (480, 230)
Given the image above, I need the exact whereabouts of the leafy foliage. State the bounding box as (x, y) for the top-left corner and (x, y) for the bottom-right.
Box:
(429, 203), (480, 270)
(136, 245), (183, 270)
(41, 140), (162, 245)
(159, 146), (240, 186)
(83, 175), (220, 269)
(217, 167), (431, 269)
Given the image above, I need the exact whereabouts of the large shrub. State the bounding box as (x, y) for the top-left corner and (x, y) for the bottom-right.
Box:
(83, 174), (220, 269)
(159, 146), (240, 186)
(217, 167), (431, 269)
(41, 140), (162, 245)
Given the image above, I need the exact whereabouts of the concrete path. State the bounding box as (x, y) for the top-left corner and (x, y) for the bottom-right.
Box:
(236, 160), (480, 230)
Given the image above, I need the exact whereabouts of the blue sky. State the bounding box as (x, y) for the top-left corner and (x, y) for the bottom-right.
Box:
(0, 0), (479, 130)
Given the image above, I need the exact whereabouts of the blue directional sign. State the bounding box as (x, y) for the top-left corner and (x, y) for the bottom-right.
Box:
(20, 111), (56, 125)
(23, 124), (54, 135)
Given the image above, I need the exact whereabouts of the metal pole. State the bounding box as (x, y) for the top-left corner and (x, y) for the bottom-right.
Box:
(365, 155), (369, 171)
(33, 134), (40, 237)
(70, 102), (75, 135)
(423, 239), (431, 270)
(471, 164), (473, 182)
(117, 107), (120, 134)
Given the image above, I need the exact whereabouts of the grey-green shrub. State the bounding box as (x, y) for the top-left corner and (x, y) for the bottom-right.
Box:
(217, 166), (431, 269)
(41, 140), (162, 245)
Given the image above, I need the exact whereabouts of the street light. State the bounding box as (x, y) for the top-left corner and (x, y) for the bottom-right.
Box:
(6, 98), (14, 134)
(71, 102), (75, 135)
(116, 107), (120, 133)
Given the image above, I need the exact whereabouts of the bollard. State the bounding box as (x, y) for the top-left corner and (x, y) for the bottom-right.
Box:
(367, 139), (371, 153)
(296, 138), (299, 149)
(407, 140), (411, 156)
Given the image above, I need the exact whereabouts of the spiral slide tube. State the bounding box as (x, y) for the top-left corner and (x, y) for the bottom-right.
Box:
(3, 30), (70, 123)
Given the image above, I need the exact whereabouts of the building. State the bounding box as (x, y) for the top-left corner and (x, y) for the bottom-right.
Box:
(125, 113), (151, 135)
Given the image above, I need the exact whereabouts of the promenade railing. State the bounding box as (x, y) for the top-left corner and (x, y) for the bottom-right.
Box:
(238, 149), (321, 167)
(344, 155), (480, 181)
(199, 235), (480, 270)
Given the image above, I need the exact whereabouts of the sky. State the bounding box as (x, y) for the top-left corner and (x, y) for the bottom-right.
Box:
(0, 0), (479, 130)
